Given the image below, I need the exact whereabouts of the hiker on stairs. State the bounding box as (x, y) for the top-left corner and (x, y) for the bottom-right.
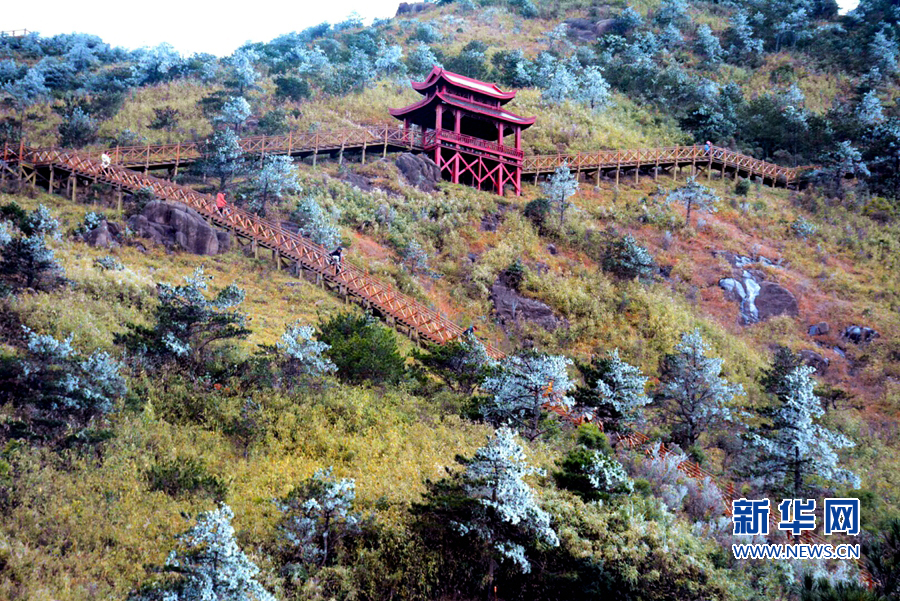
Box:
(329, 245), (344, 274)
(101, 152), (111, 169)
(216, 192), (227, 216)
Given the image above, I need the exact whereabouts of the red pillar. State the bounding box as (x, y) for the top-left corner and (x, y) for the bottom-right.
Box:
(454, 109), (461, 134)
(514, 126), (521, 151)
(434, 103), (443, 164)
(497, 122), (504, 144)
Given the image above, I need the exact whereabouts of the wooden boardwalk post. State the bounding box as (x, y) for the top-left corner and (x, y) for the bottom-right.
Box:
(361, 140), (366, 165)
(673, 146), (678, 182)
(144, 143), (150, 173)
(383, 127), (388, 158)
(174, 142), (181, 179)
(313, 134), (319, 167)
(615, 151), (620, 187)
(70, 173), (77, 202)
(707, 148), (713, 181)
(635, 154), (640, 184)
(48, 166), (54, 193)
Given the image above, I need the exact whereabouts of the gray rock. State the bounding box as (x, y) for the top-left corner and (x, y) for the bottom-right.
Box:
(396, 1), (433, 15)
(547, 244), (557, 255)
(755, 282), (799, 321)
(719, 277), (745, 301)
(127, 200), (229, 256)
(490, 280), (565, 332)
(799, 349), (830, 375)
(842, 325), (880, 345)
(481, 212), (502, 232)
(395, 153), (442, 191)
(564, 18), (615, 42)
(83, 220), (119, 248)
(808, 322), (829, 336)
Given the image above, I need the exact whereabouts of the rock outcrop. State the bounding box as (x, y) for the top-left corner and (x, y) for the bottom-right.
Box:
(808, 322), (829, 337)
(396, 1), (433, 16)
(83, 220), (122, 248)
(799, 349), (830, 375)
(127, 201), (230, 255)
(564, 18), (616, 42)
(842, 325), (880, 345)
(395, 153), (442, 191)
(719, 266), (797, 325)
(755, 282), (799, 321)
(490, 280), (565, 332)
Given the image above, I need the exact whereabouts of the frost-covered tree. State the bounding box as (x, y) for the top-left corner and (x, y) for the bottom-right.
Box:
(131, 505), (275, 601)
(542, 23), (571, 53)
(295, 45), (334, 83)
(0, 234), (63, 290)
(657, 329), (743, 448)
(857, 90), (885, 126)
(482, 352), (574, 441)
(374, 40), (406, 78)
(4, 326), (126, 435)
(655, 0), (690, 27)
(277, 321), (336, 380)
(665, 176), (720, 226)
(216, 96), (251, 132)
(818, 141), (870, 196)
(555, 446), (633, 501)
(459, 428), (558, 575)
(591, 349), (652, 425)
(540, 163), (579, 228)
(407, 42), (440, 78)
(115, 268), (249, 363)
(130, 43), (183, 85)
(660, 23), (685, 49)
(774, 8), (813, 51)
(344, 48), (375, 90)
(576, 66), (612, 111)
(277, 467), (361, 569)
(228, 47), (260, 94)
(23, 204), (61, 238)
(58, 107), (98, 148)
(292, 195), (340, 249)
(1, 67), (48, 130)
(198, 128), (246, 193)
(869, 27), (899, 80)
(727, 11), (764, 65)
(541, 63), (578, 105)
(748, 366), (859, 497)
(602, 233), (655, 280)
(695, 24), (724, 66)
(614, 6), (644, 34)
(247, 155), (300, 215)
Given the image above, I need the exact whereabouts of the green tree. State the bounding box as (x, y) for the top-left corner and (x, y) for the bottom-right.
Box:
(315, 313), (406, 385)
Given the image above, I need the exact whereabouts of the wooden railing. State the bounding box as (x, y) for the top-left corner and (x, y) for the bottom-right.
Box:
(437, 129), (524, 159)
(523, 145), (800, 183)
(0, 29), (29, 38)
(15, 144), (502, 357)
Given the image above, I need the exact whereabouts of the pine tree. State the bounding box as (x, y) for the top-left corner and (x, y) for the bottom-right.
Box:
(655, 0), (690, 27)
(116, 268), (249, 364)
(857, 90), (885, 126)
(374, 40), (406, 78)
(198, 128), (246, 193)
(247, 155), (300, 215)
(482, 352), (574, 441)
(216, 96), (251, 132)
(869, 27), (899, 80)
(58, 106), (98, 148)
(131, 505), (275, 601)
(591, 349), (652, 426)
(727, 11), (764, 65)
(292, 195), (340, 249)
(695, 24), (724, 66)
(602, 233), (655, 280)
(540, 163), (579, 228)
(459, 428), (558, 575)
(0, 234), (63, 290)
(277, 321), (336, 380)
(576, 66), (612, 111)
(277, 467), (361, 569)
(657, 329), (743, 448)
(228, 48), (260, 94)
(408, 42), (440, 78)
(541, 63), (578, 105)
(665, 176), (720, 226)
(748, 366), (859, 497)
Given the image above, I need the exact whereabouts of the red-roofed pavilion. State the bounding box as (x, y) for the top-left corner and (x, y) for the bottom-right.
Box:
(389, 66), (535, 196)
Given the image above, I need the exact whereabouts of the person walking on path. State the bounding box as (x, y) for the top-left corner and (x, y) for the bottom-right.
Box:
(329, 245), (344, 274)
(704, 140), (711, 156)
(216, 192), (227, 216)
(100, 152), (111, 168)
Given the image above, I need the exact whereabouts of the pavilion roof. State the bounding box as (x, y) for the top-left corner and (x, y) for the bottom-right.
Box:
(411, 66), (517, 103)
(389, 91), (535, 128)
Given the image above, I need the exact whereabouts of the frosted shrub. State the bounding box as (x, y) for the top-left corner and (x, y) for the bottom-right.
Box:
(482, 352), (574, 441)
(459, 427), (558, 573)
(292, 195), (340, 249)
(790, 217), (817, 239)
(277, 467), (362, 569)
(277, 321), (336, 379)
(93, 255), (124, 271)
(631, 444), (689, 511)
(665, 176), (719, 226)
(24, 204), (60, 238)
(602, 234), (655, 280)
(131, 504), (275, 601)
(247, 155), (301, 215)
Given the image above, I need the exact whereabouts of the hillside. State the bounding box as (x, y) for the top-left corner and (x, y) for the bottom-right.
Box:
(1, 1), (900, 600)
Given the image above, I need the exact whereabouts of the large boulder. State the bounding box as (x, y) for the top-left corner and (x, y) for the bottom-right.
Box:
(799, 349), (830, 375)
(83, 220), (122, 248)
(808, 322), (829, 336)
(564, 18), (616, 42)
(755, 282), (799, 321)
(396, 2), (432, 16)
(490, 280), (565, 332)
(842, 325), (880, 345)
(395, 153), (442, 191)
(127, 201), (230, 256)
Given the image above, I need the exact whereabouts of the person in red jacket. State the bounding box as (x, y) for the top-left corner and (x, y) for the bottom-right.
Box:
(215, 192), (227, 215)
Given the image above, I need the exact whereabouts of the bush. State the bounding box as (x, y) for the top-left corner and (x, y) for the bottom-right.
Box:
(274, 76), (310, 101)
(146, 456), (227, 501)
(316, 312), (406, 385)
(554, 446), (633, 501)
(602, 233), (655, 280)
(735, 177), (750, 196)
(523, 197), (551, 232)
(791, 217), (817, 239)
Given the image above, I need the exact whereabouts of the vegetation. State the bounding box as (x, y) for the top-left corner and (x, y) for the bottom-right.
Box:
(1, 1), (900, 598)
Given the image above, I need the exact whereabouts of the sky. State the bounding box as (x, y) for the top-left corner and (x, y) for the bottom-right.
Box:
(5, 0), (862, 58)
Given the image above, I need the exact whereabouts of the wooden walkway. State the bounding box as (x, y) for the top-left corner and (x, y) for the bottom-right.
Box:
(96, 126), (801, 188)
(2, 143), (501, 357)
